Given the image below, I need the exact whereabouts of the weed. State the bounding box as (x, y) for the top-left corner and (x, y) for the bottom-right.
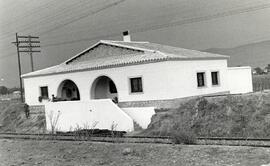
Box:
(47, 110), (61, 135)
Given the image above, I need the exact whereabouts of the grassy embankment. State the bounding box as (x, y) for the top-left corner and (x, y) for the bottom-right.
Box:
(142, 91), (270, 138)
(1, 84), (270, 138)
(0, 100), (45, 133)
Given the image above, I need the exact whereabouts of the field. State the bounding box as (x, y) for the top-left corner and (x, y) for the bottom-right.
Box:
(0, 139), (270, 166)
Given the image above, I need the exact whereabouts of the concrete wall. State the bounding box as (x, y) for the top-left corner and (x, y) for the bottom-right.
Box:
(45, 99), (134, 132)
(228, 66), (253, 94)
(165, 59), (229, 99)
(24, 59), (230, 106)
(122, 107), (155, 129)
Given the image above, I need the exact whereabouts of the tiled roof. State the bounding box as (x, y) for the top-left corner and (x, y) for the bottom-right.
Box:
(22, 40), (229, 78)
(107, 41), (229, 59)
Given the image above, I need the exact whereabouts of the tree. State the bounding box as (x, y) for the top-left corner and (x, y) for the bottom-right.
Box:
(264, 64), (270, 74)
(254, 67), (264, 75)
(0, 86), (8, 95)
(8, 87), (20, 94)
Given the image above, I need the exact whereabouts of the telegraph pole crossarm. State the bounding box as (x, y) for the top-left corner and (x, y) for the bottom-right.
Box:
(12, 33), (41, 102)
(17, 35), (39, 39)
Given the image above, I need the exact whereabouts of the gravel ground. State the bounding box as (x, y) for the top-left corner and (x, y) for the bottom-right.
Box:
(0, 139), (270, 166)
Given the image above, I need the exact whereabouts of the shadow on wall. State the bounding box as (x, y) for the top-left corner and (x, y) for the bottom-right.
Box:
(55, 79), (80, 101)
(90, 76), (118, 102)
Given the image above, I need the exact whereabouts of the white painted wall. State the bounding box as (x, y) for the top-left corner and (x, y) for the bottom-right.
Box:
(165, 59), (230, 99)
(228, 66), (253, 94)
(23, 59), (230, 105)
(122, 107), (155, 129)
(45, 99), (134, 132)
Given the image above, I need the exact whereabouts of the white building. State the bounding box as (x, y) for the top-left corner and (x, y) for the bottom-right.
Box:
(22, 33), (253, 132)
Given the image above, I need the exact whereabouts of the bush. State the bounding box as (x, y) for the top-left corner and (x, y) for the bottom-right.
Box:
(171, 130), (197, 144)
(142, 93), (270, 139)
(170, 122), (197, 144)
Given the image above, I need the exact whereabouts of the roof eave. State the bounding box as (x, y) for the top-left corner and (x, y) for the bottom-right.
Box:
(21, 56), (228, 79)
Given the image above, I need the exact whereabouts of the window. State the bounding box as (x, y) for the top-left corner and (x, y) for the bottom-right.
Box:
(109, 80), (117, 93)
(197, 72), (205, 87)
(40, 86), (48, 99)
(211, 71), (219, 85)
(130, 77), (143, 93)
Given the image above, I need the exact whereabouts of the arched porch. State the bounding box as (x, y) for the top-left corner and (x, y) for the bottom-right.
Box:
(57, 79), (80, 101)
(90, 76), (118, 102)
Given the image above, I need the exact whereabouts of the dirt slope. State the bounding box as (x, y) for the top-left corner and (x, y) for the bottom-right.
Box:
(143, 91), (270, 138)
(0, 101), (45, 133)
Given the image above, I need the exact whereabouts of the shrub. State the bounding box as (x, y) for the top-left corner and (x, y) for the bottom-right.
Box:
(171, 130), (197, 144)
(170, 122), (197, 144)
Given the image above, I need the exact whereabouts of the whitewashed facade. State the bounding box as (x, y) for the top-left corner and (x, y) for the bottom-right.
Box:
(22, 39), (253, 132)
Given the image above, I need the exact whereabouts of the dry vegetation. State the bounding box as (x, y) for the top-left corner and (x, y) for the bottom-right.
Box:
(142, 91), (270, 139)
(0, 100), (45, 133)
(253, 74), (270, 91)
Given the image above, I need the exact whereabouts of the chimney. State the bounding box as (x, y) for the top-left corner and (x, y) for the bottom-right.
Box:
(122, 31), (131, 42)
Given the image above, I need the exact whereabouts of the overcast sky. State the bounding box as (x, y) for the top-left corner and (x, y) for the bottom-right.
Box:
(1, 0), (270, 87)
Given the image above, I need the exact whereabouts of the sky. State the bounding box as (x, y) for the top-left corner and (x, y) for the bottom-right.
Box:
(1, 0), (270, 87)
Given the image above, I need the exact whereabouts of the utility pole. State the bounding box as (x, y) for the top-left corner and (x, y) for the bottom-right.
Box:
(28, 35), (34, 71)
(12, 33), (41, 102)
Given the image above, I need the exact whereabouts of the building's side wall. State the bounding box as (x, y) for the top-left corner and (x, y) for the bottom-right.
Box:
(227, 66), (253, 94)
(165, 59), (229, 99)
(23, 59), (229, 106)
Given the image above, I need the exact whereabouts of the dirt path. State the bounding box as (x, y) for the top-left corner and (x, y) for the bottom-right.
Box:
(0, 139), (270, 166)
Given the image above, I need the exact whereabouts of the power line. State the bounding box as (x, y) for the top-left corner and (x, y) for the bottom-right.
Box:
(0, 0), (226, 41)
(1, 1), (270, 60)
(0, 0), (62, 39)
(0, 0), (126, 58)
(0, 0), (265, 42)
(12, 34), (41, 71)
(38, 0), (127, 36)
(0, 0), (100, 39)
(0, 0), (119, 40)
(42, 2), (270, 48)
(0, 53), (16, 59)
(12, 0), (263, 44)
(0, 0), (57, 29)
(132, 2), (270, 33)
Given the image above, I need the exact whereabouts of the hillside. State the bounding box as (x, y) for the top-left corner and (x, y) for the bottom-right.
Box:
(204, 40), (270, 68)
(0, 101), (45, 133)
(143, 91), (270, 138)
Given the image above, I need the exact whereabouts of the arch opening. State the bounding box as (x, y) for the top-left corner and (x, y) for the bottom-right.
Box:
(91, 76), (118, 102)
(57, 79), (80, 101)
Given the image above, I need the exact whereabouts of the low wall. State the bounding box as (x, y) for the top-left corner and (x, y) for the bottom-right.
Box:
(228, 66), (253, 94)
(44, 99), (134, 132)
(29, 105), (45, 115)
(122, 107), (155, 129)
(118, 91), (229, 109)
